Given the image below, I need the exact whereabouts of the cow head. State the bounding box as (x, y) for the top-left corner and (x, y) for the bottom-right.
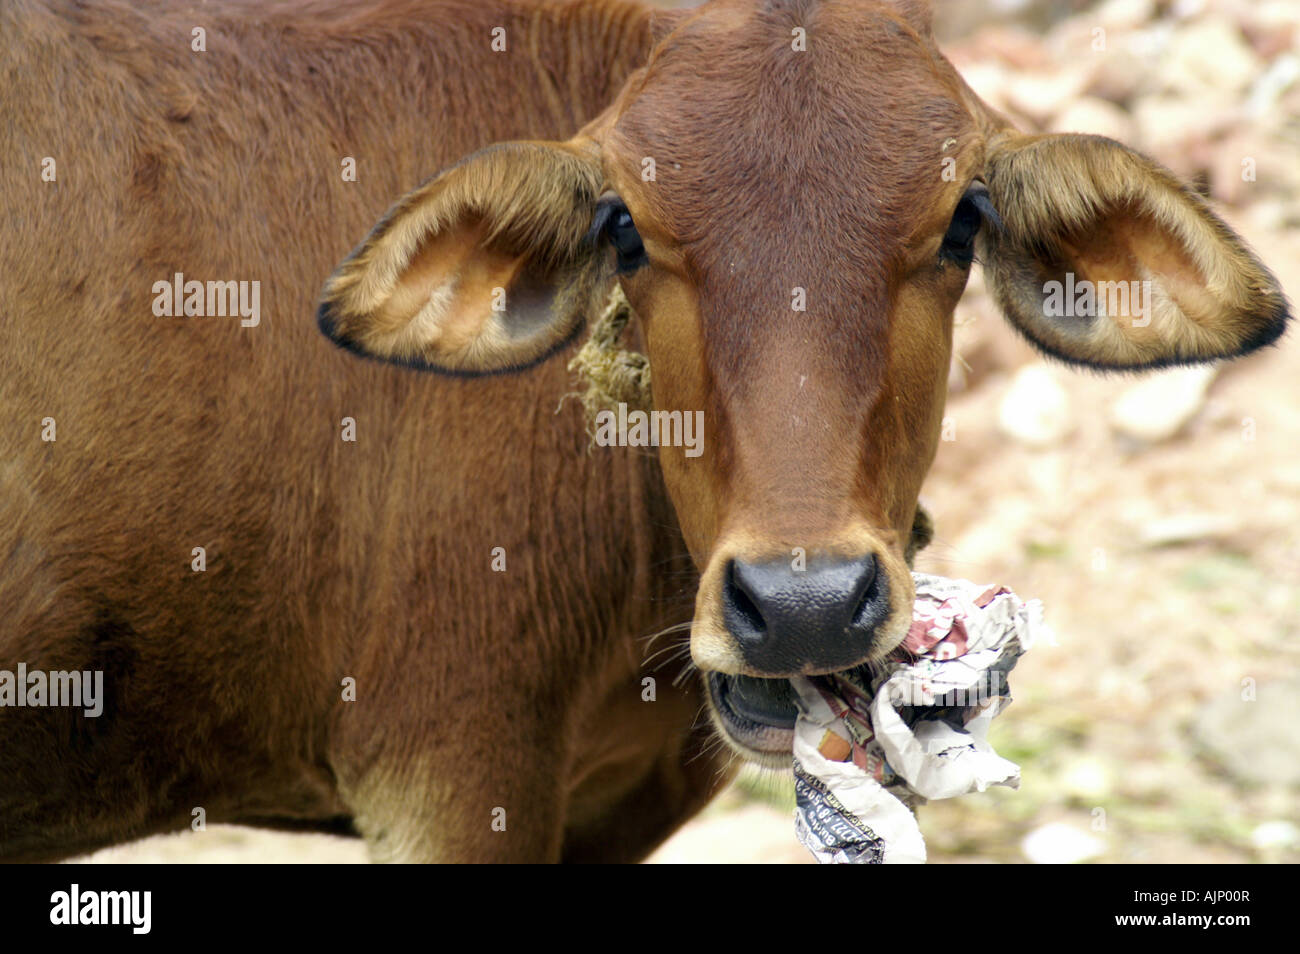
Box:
(319, 0), (1289, 765)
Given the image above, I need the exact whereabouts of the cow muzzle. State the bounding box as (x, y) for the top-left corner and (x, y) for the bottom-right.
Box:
(720, 553), (890, 674)
(691, 539), (914, 766)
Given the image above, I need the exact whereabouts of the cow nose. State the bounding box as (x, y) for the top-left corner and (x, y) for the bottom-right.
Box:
(722, 554), (888, 674)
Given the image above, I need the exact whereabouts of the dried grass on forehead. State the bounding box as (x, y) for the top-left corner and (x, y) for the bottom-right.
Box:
(560, 285), (933, 566)
(562, 283), (652, 421)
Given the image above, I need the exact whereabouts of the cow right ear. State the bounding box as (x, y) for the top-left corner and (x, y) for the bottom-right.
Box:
(979, 132), (1289, 370)
(318, 141), (607, 375)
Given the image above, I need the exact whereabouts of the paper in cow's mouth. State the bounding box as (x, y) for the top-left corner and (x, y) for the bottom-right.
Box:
(791, 573), (1051, 864)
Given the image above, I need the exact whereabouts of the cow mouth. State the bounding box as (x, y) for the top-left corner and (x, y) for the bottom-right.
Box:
(705, 673), (801, 768)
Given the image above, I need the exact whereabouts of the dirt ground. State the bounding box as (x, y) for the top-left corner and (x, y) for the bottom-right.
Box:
(76, 0), (1298, 864)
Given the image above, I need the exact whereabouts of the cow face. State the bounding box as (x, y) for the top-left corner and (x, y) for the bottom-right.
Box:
(319, 0), (1288, 765)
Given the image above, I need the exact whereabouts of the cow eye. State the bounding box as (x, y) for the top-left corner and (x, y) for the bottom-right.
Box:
(594, 200), (648, 273)
(939, 187), (988, 267)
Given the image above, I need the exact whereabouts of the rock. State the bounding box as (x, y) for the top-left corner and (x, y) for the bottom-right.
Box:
(1170, 0), (1209, 19)
(1210, 131), (1263, 206)
(1005, 67), (1092, 124)
(1082, 48), (1148, 106)
(1126, 20), (1177, 64)
(998, 364), (1072, 447)
(1243, 21), (1298, 62)
(1138, 513), (1238, 547)
(1131, 94), (1232, 170)
(1049, 96), (1137, 141)
(1060, 756), (1113, 800)
(1094, 0), (1156, 31)
(1021, 823), (1106, 864)
(1251, 820), (1300, 851)
(1255, 0), (1300, 28)
(1160, 18), (1263, 98)
(1209, 128), (1300, 209)
(1244, 195), (1300, 233)
(1108, 365), (1217, 443)
(969, 25), (1050, 70)
(1244, 53), (1300, 121)
(952, 497), (1038, 568)
(955, 61), (1014, 113)
(1193, 677), (1300, 786)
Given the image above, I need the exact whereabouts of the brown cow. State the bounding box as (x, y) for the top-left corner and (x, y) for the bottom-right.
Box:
(0, 0), (1288, 863)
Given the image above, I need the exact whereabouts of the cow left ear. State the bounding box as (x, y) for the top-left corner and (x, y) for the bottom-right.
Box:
(980, 132), (1289, 370)
(318, 140), (606, 375)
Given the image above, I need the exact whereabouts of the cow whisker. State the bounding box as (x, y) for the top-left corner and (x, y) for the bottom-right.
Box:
(643, 642), (692, 671)
(639, 620), (692, 655)
(671, 658), (701, 689)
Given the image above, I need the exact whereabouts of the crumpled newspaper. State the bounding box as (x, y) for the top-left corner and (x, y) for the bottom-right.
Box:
(792, 573), (1051, 864)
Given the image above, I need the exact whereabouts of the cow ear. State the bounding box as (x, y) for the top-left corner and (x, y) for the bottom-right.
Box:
(980, 133), (1289, 370)
(318, 141), (606, 375)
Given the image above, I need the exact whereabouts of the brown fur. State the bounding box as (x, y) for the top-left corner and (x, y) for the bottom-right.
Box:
(1, 0), (725, 863)
(2, 0), (1289, 861)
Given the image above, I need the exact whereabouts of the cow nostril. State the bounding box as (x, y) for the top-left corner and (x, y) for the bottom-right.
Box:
(720, 553), (891, 673)
(849, 553), (880, 628)
(723, 559), (769, 646)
